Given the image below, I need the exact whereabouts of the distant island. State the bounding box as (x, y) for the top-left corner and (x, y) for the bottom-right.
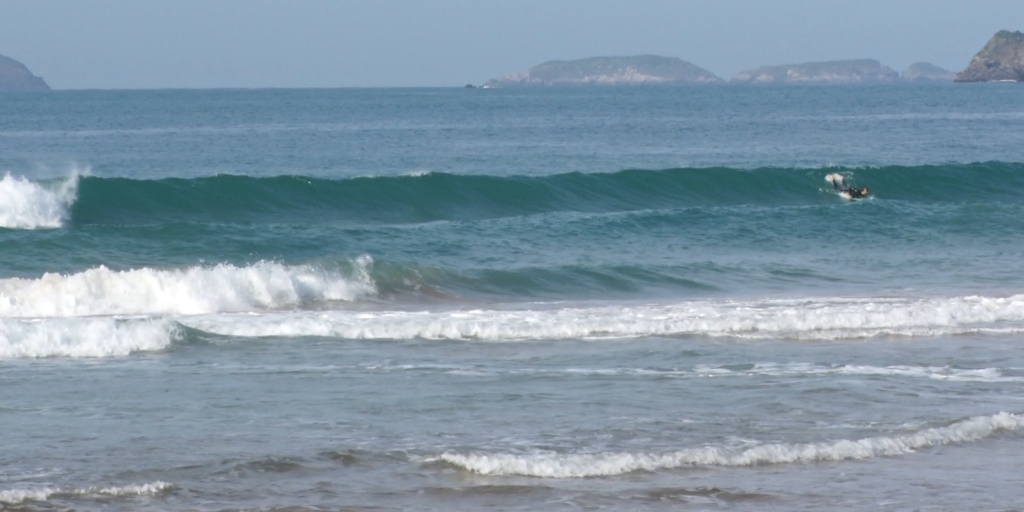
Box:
(482, 55), (723, 87)
(731, 59), (899, 84)
(478, 55), (964, 88)
(902, 62), (957, 82)
(955, 30), (1024, 82)
(0, 54), (50, 91)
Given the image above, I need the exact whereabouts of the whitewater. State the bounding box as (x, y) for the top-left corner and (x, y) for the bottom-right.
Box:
(1, 86), (1023, 511)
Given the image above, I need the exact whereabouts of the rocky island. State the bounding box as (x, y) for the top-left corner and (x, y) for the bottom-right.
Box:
(955, 30), (1024, 82)
(0, 54), (50, 91)
(482, 55), (723, 87)
(901, 62), (956, 82)
(731, 59), (899, 84)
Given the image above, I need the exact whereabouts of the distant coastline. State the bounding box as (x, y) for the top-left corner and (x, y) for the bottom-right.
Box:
(474, 29), (1021, 88)
(481, 55), (723, 88)
(478, 56), (958, 88)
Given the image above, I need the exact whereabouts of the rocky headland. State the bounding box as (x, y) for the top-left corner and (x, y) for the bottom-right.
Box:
(0, 54), (50, 91)
(955, 30), (1024, 82)
(731, 59), (899, 84)
(483, 55), (722, 87)
(901, 62), (956, 82)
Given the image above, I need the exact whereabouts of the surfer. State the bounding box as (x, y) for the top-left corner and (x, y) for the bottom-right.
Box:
(826, 174), (869, 199)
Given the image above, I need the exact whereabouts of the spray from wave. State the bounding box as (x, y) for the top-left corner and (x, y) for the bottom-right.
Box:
(437, 412), (1024, 477)
(0, 169), (82, 229)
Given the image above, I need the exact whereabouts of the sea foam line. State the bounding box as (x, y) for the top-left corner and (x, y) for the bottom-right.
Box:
(356, 362), (1022, 383)
(182, 294), (1024, 341)
(0, 481), (172, 504)
(0, 171), (80, 229)
(437, 412), (1024, 478)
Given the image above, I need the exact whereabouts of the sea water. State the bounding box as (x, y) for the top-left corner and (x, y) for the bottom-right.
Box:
(1, 85), (1023, 510)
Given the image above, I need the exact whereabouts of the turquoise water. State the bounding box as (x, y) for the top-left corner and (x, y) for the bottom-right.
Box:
(1, 85), (1024, 510)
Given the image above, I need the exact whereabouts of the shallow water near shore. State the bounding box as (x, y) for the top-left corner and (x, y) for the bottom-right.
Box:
(1, 85), (1023, 510)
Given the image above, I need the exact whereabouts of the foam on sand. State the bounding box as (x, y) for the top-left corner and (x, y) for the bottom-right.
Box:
(437, 412), (1024, 477)
(0, 171), (80, 229)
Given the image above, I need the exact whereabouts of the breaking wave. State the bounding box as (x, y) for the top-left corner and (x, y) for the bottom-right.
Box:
(0, 317), (180, 358)
(0, 257), (376, 318)
(183, 294), (1024, 341)
(0, 481), (172, 505)
(437, 412), (1024, 477)
(0, 171), (80, 229)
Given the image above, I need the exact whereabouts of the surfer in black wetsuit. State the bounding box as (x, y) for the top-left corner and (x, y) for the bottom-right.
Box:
(830, 175), (869, 198)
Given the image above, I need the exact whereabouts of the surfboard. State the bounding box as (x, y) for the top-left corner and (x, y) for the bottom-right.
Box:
(826, 173), (865, 200)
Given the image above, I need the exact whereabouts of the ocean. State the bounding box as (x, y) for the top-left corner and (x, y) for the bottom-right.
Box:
(1, 84), (1023, 511)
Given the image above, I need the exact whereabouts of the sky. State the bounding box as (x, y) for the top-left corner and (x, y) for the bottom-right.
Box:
(0, 0), (1020, 89)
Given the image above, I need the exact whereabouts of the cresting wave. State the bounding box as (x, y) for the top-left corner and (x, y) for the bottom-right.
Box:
(0, 481), (171, 505)
(5, 289), (1024, 358)
(0, 317), (179, 358)
(184, 294), (1024, 341)
(0, 171), (79, 229)
(0, 257), (375, 317)
(0, 258), (375, 357)
(64, 161), (1024, 225)
(436, 412), (1024, 478)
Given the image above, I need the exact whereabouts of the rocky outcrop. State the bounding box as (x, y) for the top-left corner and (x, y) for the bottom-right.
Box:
(955, 30), (1024, 82)
(0, 54), (50, 91)
(901, 62), (956, 82)
(483, 55), (723, 87)
(731, 59), (899, 84)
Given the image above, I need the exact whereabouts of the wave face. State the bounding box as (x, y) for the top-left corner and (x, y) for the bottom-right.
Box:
(61, 162), (1024, 225)
(437, 412), (1024, 478)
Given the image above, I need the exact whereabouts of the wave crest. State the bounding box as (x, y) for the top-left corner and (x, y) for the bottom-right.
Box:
(0, 318), (180, 358)
(0, 171), (80, 229)
(0, 258), (376, 318)
(0, 481), (171, 505)
(183, 294), (1024, 341)
(438, 412), (1024, 477)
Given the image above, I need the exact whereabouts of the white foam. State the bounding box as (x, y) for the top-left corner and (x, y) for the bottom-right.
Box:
(694, 363), (1023, 382)
(182, 294), (1024, 341)
(0, 481), (171, 504)
(0, 171), (80, 229)
(0, 318), (179, 358)
(427, 363), (1019, 383)
(437, 412), (1024, 477)
(0, 257), (376, 318)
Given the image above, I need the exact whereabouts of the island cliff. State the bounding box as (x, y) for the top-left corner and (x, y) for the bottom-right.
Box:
(731, 59), (898, 84)
(0, 54), (50, 91)
(955, 30), (1024, 82)
(483, 55), (722, 87)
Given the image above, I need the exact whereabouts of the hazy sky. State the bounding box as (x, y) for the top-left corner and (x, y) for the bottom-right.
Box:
(0, 0), (1020, 89)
